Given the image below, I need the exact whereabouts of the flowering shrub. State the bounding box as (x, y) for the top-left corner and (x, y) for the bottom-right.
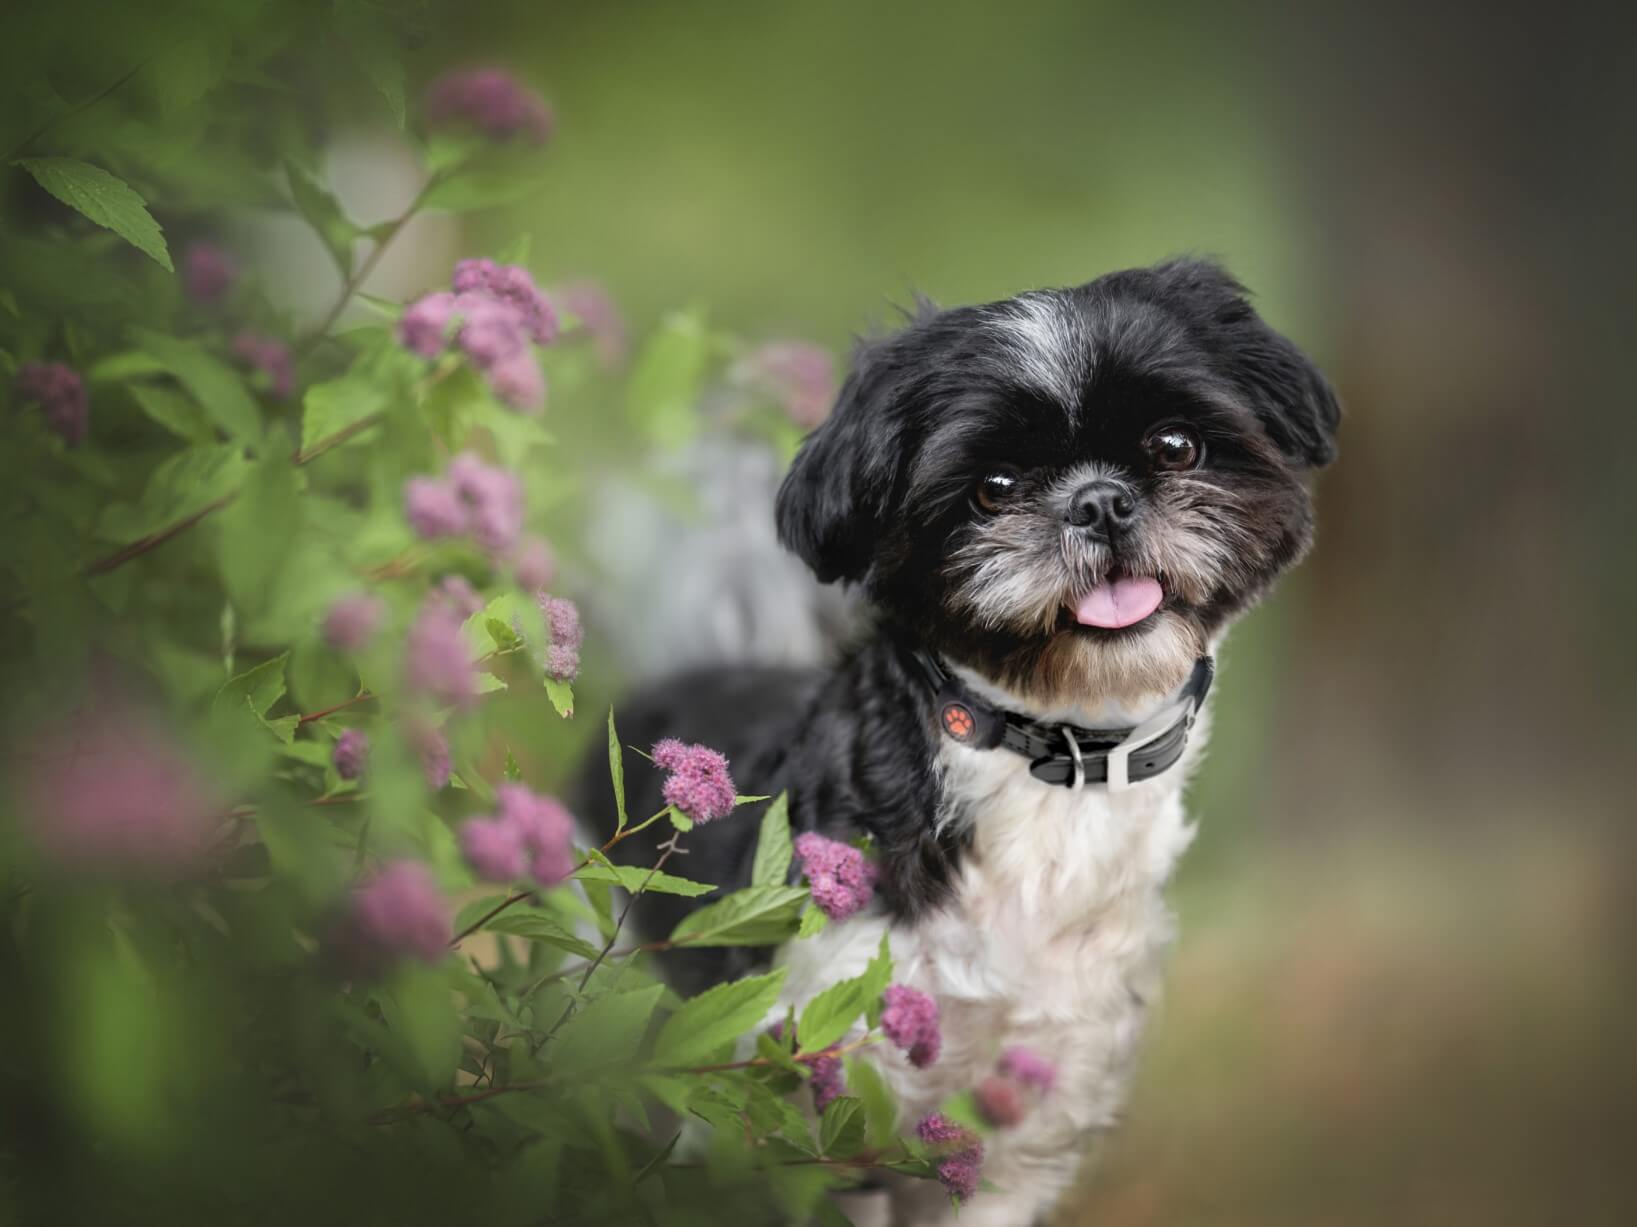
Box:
(0, 10), (1004, 1221)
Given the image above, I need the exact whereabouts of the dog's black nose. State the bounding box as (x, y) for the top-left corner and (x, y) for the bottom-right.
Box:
(1066, 479), (1137, 538)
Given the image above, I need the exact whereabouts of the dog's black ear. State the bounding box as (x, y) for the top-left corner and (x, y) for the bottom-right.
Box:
(1154, 258), (1341, 468)
(776, 334), (912, 584)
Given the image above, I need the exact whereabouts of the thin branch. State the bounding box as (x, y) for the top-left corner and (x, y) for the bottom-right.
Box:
(289, 411), (384, 465)
(448, 891), (534, 948)
(295, 692), (375, 727)
(3, 60), (150, 163)
(83, 494), (236, 576)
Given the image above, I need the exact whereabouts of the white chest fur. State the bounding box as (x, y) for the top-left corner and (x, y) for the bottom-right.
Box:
(776, 690), (1210, 1224)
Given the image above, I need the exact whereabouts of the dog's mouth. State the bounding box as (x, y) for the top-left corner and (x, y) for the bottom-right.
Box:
(1063, 572), (1165, 631)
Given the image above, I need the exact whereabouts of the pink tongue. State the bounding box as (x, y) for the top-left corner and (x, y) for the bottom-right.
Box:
(1072, 576), (1164, 629)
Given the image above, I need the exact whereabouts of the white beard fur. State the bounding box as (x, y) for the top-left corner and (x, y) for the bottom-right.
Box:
(774, 658), (1214, 1227)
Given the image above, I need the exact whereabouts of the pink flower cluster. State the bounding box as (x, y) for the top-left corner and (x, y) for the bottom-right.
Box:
(881, 984), (941, 1068)
(458, 784), (576, 886)
(652, 738), (736, 824)
(538, 593), (582, 681)
(15, 361), (88, 446)
(770, 1021), (847, 1111)
(409, 721), (451, 791)
(997, 1045), (1057, 1093)
(333, 728), (369, 780)
(916, 1113), (984, 1203)
(741, 341), (837, 430)
(183, 241), (236, 305)
(792, 831), (877, 921)
(404, 452), (525, 555)
(20, 707), (220, 876)
(398, 259), (556, 413)
(512, 535), (556, 592)
(435, 574), (485, 620)
(323, 593), (384, 653)
(348, 860), (450, 964)
(230, 332), (295, 400)
(405, 596), (477, 709)
(423, 67), (553, 145)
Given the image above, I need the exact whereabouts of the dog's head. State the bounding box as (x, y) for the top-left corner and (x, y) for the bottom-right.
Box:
(776, 259), (1340, 706)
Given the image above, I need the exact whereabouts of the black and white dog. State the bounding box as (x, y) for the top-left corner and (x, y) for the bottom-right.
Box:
(593, 258), (1339, 1225)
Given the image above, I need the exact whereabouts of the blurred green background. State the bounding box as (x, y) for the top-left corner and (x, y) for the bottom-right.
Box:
(10, 0), (1635, 1221)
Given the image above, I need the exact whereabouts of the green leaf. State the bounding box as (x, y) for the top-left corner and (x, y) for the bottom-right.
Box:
(503, 749), (523, 782)
(668, 885), (809, 948)
(551, 984), (664, 1075)
(755, 1030), (804, 1075)
(128, 383), (216, 444)
(796, 903), (829, 939)
(130, 329), (260, 441)
(797, 973), (871, 1054)
(484, 616), (523, 653)
(574, 863), (716, 899)
(381, 966), (459, 1090)
(751, 793), (794, 887)
(544, 676), (574, 718)
(422, 154), (554, 212)
(819, 1097), (867, 1158)
(651, 968), (787, 1066)
(632, 1132), (681, 1186)
(216, 446), (300, 613)
(213, 652), (289, 718)
(285, 159), (358, 276)
(17, 158), (172, 270)
(485, 911), (599, 960)
(625, 309), (709, 447)
(299, 368), (389, 455)
(847, 1058), (900, 1151)
(668, 809), (693, 834)
(607, 709), (628, 832)
(861, 931), (893, 1028)
(89, 351), (168, 382)
(94, 443), (247, 542)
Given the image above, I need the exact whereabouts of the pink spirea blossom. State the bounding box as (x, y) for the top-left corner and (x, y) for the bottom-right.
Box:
(651, 738), (737, 824)
(323, 593), (385, 653)
(230, 332), (294, 400)
(459, 815), (528, 883)
(792, 831), (877, 921)
(809, 1052), (846, 1111)
(183, 241), (236, 304)
(915, 1113), (984, 1203)
(997, 1045), (1057, 1094)
(15, 361), (88, 446)
(349, 861), (450, 964)
(405, 598), (476, 708)
(436, 574), (485, 620)
(497, 783), (576, 886)
(511, 535), (556, 592)
(448, 452), (525, 554)
(410, 723), (451, 791)
(423, 68), (554, 145)
(538, 593), (583, 682)
(553, 280), (628, 369)
(742, 341), (837, 430)
(404, 476), (470, 539)
(333, 728), (370, 780)
(881, 984), (941, 1068)
(398, 290), (457, 358)
(20, 708), (220, 875)
(974, 1076), (1026, 1128)
(486, 349), (546, 412)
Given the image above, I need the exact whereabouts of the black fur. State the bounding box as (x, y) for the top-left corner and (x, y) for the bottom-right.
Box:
(578, 259), (1338, 990)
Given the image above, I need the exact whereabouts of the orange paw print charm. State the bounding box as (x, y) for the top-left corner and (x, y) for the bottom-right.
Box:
(941, 702), (977, 742)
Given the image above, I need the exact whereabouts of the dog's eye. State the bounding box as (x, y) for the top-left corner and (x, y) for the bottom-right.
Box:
(974, 470), (1021, 513)
(1145, 425), (1201, 472)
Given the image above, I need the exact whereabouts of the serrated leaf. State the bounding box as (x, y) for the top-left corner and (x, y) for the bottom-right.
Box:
(667, 885), (808, 948)
(285, 159), (357, 276)
(847, 1057), (900, 1150)
(756, 1031), (803, 1075)
(18, 158), (172, 270)
(862, 931), (893, 1027)
(254, 707), (299, 745)
(651, 968), (786, 1066)
(751, 793), (793, 887)
(131, 329), (260, 441)
(797, 974), (870, 1054)
(128, 383), (216, 443)
(485, 911), (599, 960)
(94, 442), (246, 543)
(625, 309), (709, 447)
(217, 447), (300, 613)
(544, 676), (574, 718)
(484, 616), (522, 653)
(551, 984), (664, 1075)
(819, 1097), (866, 1157)
(796, 903), (829, 939)
(213, 652), (289, 718)
(607, 708), (628, 832)
(574, 863), (716, 899)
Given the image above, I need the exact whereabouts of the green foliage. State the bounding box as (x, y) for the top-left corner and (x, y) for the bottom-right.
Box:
(0, 7), (920, 1221)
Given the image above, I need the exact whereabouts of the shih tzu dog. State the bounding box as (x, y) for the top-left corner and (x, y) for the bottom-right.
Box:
(590, 258), (1339, 1225)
